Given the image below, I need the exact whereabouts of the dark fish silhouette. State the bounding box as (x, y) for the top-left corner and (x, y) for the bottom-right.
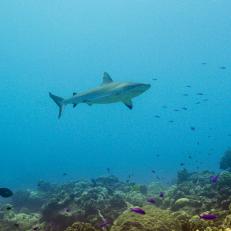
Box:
(190, 126), (196, 131)
(159, 192), (164, 198)
(219, 66), (226, 70)
(6, 206), (12, 211)
(0, 188), (13, 198)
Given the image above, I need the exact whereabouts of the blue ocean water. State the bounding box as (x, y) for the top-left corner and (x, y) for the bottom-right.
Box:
(0, 0), (231, 190)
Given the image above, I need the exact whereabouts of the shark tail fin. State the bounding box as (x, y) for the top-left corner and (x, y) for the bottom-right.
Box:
(49, 92), (65, 119)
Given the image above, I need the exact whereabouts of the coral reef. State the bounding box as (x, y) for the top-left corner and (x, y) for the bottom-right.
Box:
(0, 170), (231, 231)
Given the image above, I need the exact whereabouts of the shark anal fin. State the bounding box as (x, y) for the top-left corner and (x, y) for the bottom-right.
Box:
(123, 99), (133, 110)
(73, 92), (77, 96)
(102, 72), (113, 84)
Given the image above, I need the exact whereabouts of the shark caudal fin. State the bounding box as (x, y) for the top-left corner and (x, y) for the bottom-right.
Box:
(49, 92), (65, 119)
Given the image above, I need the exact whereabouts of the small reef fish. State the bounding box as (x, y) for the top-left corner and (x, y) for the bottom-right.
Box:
(6, 206), (12, 211)
(0, 188), (13, 198)
(210, 175), (219, 184)
(130, 207), (146, 215)
(190, 126), (196, 131)
(147, 197), (156, 204)
(106, 168), (111, 174)
(159, 192), (165, 198)
(200, 214), (218, 220)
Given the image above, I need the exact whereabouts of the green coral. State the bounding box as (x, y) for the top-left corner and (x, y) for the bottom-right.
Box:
(110, 205), (182, 231)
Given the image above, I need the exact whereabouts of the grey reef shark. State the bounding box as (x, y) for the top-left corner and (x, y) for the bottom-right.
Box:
(49, 72), (151, 118)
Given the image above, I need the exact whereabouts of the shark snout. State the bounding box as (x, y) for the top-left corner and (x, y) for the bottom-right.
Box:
(134, 83), (151, 93)
(141, 83), (151, 91)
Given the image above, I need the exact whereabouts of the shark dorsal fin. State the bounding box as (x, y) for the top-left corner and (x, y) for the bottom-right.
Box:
(102, 72), (113, 84)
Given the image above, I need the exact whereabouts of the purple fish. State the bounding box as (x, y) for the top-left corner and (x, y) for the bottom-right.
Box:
(200, 214), (218, 220)
(159, 192), (164, 198)
(147, 197), (156, 204)
(210, 175), (219, 184)
(131, 207), (145, 215)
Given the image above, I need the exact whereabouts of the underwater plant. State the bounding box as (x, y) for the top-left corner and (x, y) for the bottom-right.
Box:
(220, 149), (231, 171)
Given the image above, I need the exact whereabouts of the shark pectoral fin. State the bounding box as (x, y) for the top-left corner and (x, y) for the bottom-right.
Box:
(123, 99), (133, 110)
(73, 104), (77, 108)
(73, 92), (77, 96)
(102, 72), (113, 84)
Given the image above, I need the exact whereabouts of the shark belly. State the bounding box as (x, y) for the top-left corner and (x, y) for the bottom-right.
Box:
(85, 93), (124, 104)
